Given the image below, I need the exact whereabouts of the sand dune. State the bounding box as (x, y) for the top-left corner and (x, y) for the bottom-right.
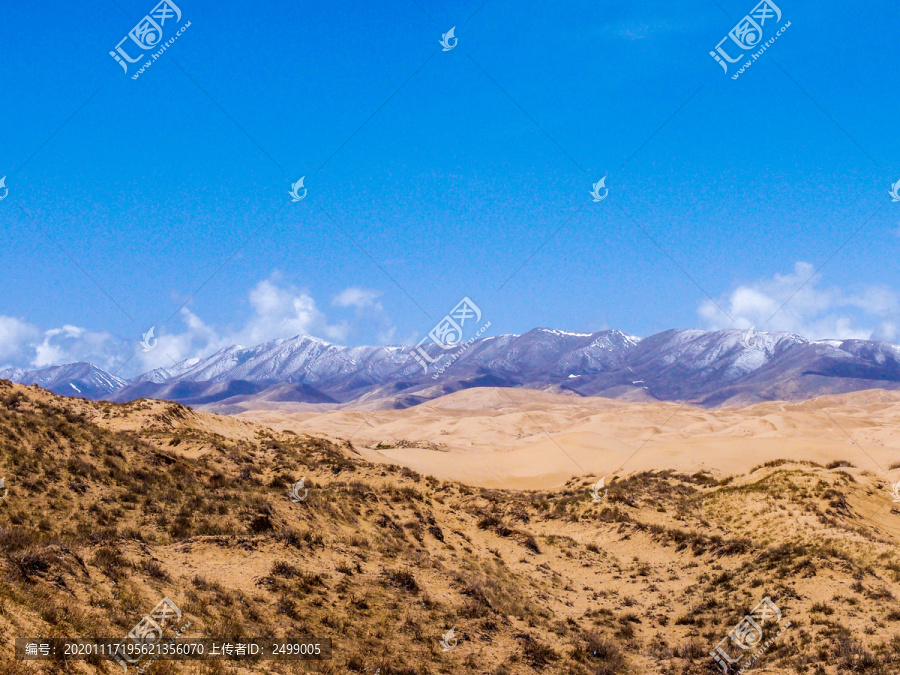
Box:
(232, 387), (900, 489)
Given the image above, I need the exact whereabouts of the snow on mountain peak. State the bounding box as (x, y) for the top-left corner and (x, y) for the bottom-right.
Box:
(5, 327), (900, 408)
(537, 328), (594, 338)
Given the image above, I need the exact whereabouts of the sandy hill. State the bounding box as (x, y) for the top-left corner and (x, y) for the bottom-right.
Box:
(232, 387), (900, 490)
(2, 380), (900, 674)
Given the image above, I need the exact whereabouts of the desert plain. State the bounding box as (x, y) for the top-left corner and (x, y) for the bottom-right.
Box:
(232, 387), (900, 492)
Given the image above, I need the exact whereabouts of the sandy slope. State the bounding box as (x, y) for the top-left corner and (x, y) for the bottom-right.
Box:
(6, 380), (900, 674)
(232, 387), (900, 489)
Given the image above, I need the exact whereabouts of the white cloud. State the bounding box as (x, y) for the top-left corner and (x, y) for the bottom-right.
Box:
(242, 276), (348, 345)
(0, 275), (394, 377)
(33, 325), (126, 370)
(130, 309), (226, 374)
(130, 275), (352, 374)
(0, 320), (127, 372)
(699, 262), (900, 341)
(332, 287), (383, 310)
(0, 316), (40, 363)
(332, 287), (396, 344)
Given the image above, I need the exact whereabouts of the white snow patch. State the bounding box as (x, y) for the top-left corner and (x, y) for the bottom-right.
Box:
(538, 328), (593, 337)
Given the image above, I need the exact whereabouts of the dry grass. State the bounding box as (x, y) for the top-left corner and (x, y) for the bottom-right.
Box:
(1, 380), (900, 673)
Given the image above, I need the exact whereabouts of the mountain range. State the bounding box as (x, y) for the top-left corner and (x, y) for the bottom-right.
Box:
(3, 327), (900, 409)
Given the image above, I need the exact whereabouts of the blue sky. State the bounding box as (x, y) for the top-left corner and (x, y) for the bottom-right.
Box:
(1, 0), (899, 376)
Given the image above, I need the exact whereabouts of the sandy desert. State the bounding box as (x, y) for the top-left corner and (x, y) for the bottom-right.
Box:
(231, 387), (900, 493)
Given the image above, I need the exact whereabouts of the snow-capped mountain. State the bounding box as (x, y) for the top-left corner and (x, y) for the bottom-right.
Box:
(4, 328), (900, 408)
(109, 328), (643, 405)
(133, 335), (412, 389)
(0, 362), (128, 399)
